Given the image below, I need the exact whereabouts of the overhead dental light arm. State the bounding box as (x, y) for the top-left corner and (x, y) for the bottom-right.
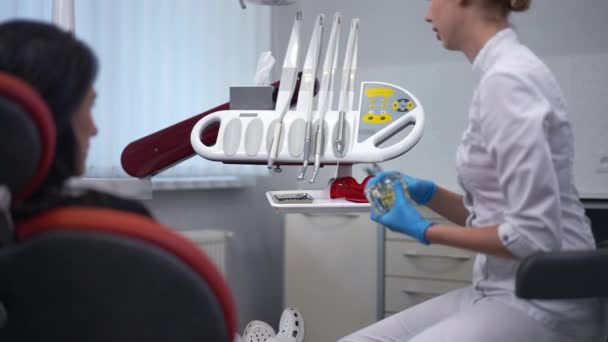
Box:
(238, 0), (296, 10)
(310, 13), (342, 183)
(296, 14), (325, 180)
(267, 11), (302, 170)
(52, 0), (75, 32)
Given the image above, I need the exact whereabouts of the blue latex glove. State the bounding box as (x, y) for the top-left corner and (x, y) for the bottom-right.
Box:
(367, 177), (434, 244)
(372, 171), (436, 205)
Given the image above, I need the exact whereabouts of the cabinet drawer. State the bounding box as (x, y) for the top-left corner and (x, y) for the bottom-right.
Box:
(385, 240), (474, 281)
(385, 276), (469, 313)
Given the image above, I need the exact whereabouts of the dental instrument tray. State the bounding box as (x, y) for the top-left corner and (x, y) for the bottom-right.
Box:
(272, 192), (314, 204)
(191, 12), (425, 171)
(190, 81), (425, 166)
(266, 190), (370, 214)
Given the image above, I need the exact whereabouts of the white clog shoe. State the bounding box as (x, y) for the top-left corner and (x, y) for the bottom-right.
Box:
(268, 307), (305, 342)
(242, 320), (276, 342)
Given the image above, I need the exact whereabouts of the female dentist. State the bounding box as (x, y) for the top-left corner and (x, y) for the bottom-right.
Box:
(340, 0), (605, 341)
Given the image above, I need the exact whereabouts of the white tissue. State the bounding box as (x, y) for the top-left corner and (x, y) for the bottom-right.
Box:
(254, 51), (276, 85)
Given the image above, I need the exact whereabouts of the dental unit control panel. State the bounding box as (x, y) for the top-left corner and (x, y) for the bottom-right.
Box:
(189, 11), (425, 213)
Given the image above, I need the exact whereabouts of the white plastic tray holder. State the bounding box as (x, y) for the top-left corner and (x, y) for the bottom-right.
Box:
(266, 189), (370, 214)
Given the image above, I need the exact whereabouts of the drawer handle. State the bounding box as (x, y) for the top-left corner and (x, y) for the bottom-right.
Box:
(402, 252), (471, 261)
(402, 288), (443, 296)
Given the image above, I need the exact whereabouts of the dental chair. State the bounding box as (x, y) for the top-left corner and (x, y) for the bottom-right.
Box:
(516, 208), (608, 340)
(516, 209), (608, 299)
(0, 72), (237, 342)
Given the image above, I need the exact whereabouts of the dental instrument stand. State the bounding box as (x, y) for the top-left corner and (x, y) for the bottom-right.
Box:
(188, 13), (425, 215)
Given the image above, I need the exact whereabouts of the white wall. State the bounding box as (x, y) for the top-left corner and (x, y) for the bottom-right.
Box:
(272, 0), (608, 196)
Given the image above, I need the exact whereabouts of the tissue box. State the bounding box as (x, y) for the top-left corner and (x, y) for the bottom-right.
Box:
(230, 86), (274, 110)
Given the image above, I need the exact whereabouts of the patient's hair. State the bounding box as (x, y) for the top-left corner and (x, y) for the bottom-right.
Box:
(0, 19), (98, 193)
(0, 20), (152, 221)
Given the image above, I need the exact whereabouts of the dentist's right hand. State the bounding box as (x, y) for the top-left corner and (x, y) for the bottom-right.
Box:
(372, 171), (437, 205)
(367, 176), (434, 244)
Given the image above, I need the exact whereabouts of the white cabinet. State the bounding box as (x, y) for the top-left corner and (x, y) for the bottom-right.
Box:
(284, 213), (379, 342)
(283, 208), (474, 341)
(382, 207), (474, 316)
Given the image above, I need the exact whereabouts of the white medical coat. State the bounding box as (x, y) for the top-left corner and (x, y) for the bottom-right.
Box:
(457, 28), (603, 338)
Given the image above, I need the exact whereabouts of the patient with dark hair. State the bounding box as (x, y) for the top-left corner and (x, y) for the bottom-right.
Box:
(0, 19), (151, 221)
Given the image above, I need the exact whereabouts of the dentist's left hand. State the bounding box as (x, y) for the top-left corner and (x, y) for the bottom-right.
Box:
(368, 177), (434, 244)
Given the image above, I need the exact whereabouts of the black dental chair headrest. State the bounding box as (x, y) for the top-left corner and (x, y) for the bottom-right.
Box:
(0, 72), (55, 202)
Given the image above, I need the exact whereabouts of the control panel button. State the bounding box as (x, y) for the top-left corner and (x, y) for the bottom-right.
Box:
(365, 87), (395, 98)
(394, 98), (413, 112)
(362, 112), (393, 124)
(357, 82), (418, 143)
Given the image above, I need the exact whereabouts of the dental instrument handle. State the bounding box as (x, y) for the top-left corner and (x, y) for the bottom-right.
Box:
(268, 122), (283, 169)
(347, 35), (359, 113)
(296, 14), (324, 178)
(309, 122), (324, 183)
(335, 18), (359, 157)
(310, 157), (321, 183)
(336, 110), (346, 155)
(268, 11), (302, 169)
(311, 14), (342, 181)
(297, 129), (312, 180)
(269, 68), (297, 169)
